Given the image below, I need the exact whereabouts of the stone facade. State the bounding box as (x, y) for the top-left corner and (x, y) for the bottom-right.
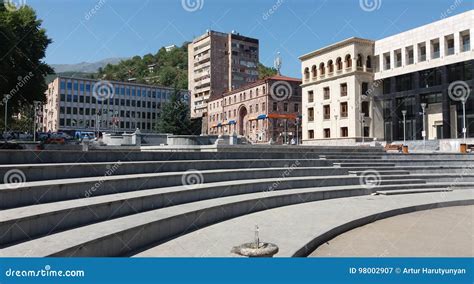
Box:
(207, 76), (302, 144)
(300, 38), (378, 144)
(188, 30), (259, 133)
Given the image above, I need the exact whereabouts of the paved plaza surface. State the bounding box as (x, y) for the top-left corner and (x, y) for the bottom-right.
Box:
(311, 205), (474, 257)
(133, 190), (474, 257)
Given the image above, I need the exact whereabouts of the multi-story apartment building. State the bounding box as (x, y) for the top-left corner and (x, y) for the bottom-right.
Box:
(300, 38), (377, 144)
(188, 30), (259, 133)
(301, 10), (473, 144)
(374, 10), (473, 141)
(207, 75), (302, 144)
(43, 76), (185, 134)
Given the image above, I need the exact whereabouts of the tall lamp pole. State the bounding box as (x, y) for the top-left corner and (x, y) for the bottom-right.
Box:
(3, 95), (8, 140)
(461, 97), (467, 142)
(402, 110), (407, 146)
(421, 103), (427, 150)
(33, 101), (41, 142)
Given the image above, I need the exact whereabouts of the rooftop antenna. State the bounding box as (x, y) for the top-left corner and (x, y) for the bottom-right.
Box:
(274, 52), (282, 75)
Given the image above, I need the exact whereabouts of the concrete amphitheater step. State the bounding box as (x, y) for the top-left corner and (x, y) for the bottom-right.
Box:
(0, 168), (366, 209)
(0, 149), (386, 164)
(348, 170), (410, 176)
(375, 188), (453, 195)
(0, 159), (336, 183)
(0, 174), (452, 246)
(131, 189), (474, 257)
(3, 181), (472, 257)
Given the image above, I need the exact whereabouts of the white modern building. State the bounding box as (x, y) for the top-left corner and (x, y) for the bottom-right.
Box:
(374, 10), (473, 142)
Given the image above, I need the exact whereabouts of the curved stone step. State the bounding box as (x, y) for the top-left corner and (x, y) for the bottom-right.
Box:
(0, 159), (333, 183)
(1, 176), (472, 250)
(131, 190), (474, 257)
(3, 181), (472, 257)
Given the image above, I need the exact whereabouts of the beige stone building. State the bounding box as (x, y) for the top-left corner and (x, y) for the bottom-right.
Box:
(188, 30), (259, 133)
(207, 75), (302, 144)
(300, 38), (378, 145)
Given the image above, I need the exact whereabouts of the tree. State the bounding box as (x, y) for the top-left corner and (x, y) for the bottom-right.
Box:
(155, 89), (199, 135)
(258, 63), (277, 79)
(0, 3), (53, 129)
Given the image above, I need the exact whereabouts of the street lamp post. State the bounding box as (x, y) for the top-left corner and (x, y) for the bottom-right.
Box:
(402, 110), (407, 146)
(334, 114), (338, 139)
(3, 95), (8, 140)
(421, 103), (427, 150)
(360, 113), (365, 143)
(461, 98), (467, 142)
(33, 101), (41, 142)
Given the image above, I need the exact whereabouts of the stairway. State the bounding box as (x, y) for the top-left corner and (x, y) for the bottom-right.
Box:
(0, 147), (473, 257)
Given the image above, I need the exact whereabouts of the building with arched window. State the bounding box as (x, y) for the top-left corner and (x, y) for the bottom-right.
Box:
(300, 37), (376, 145)
(207, 76), (302, 144)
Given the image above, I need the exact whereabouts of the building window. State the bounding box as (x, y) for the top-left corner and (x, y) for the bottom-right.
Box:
(445, 35), (455, 56)
(366, 56), (372, 69)
(308, 130), (314, 139)
(341, 127), (348, 137)
(308, 91), (314, 103)
(294, 103), (299, 112)
(319, 63), (325, 75)
(340, 102), (348, 118)
(328, 60), (334, 73)
(283, 103), (288, 112)
(406, 46), (414, 65)
(345, 54), (352, 69)
(323, 87), (330, 100)
(356, 54), (363, 68)
(304, 68), (310, 80)
(323, 105), (330, 120)
(256, 104), (259, 113)
(431, 39), (440, 59)
(461, 31), (470, 52)
(340, 83), (347, 97)
(336, 57), (343, 71)
(273, 102), (278, 111)
(308, 108), (314, 122)
(262, 102), (265, 111)
(324, 128), (331, 138)
(418, 43), (426, 62)
(395, 49), (402, 67)
(362, 101), (370, 117)
(311, 65), (317, 78)
(384, 52), (391, 70)
(361, 82), (369, 96)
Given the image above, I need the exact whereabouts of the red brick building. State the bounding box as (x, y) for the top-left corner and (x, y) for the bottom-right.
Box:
(207, 76), (302, 144)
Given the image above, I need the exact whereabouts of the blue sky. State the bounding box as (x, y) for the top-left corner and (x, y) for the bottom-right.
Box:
(29, 0), (473, 77)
